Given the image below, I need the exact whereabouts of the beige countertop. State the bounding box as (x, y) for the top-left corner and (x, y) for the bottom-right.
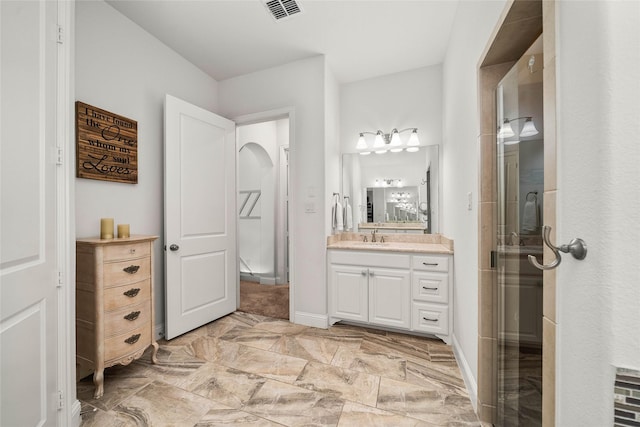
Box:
(327, 232), (454, 254)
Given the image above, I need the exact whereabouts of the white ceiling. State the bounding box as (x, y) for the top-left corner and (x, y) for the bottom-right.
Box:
(106, 0), (460, 83)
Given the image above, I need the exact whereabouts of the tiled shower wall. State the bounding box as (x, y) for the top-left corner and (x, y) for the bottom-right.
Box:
(615, 368), (640, 426)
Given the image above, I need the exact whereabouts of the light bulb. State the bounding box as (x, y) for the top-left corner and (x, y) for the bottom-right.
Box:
(373, 131), (385, 148)
(390, 130), (401, 146)
(389, 148), (403, 153)
(407, 129), (420, 146)
(519, 118), (539, 137)
(497, 119), (515, 138)
(356, 133), (367, 150)
(406, 147), (419, 153)
(359, 151), (371, 155)
(375, 149), (387, 154)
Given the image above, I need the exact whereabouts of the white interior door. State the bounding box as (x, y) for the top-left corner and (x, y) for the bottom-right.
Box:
(164, 95), (237, 339)
(1, 1), (59, 425)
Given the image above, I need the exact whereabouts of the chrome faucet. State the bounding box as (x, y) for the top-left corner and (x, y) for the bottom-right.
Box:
(371, 228), (378, 243)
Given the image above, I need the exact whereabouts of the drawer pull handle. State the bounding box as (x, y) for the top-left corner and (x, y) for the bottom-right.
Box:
(423, 317), (438, 322)
(125, 334), (141, 345)
(423, 262), (439, 266)
(123, 265), (140, 274)
(123, 288), (140, 298)
(422, 286), (439, 291)
(124, 311), (141, 321)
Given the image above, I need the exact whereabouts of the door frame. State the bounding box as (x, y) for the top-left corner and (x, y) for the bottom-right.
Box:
(57, 0), (81, 424)
(233, 107), (296, 321)
(475, 0), (556, 425)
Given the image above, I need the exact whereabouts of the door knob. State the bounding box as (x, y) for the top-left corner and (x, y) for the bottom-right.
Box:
(169, 244), (179, 251)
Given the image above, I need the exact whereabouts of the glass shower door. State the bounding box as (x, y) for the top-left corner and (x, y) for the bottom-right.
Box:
(495, 38), (544, 426)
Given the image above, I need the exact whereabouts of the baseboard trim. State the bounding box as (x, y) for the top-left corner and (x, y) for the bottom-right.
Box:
(452, 333), (478, 412)
(154, 323), (165, 341)
(293, 311), (328, 329)
(71, 399), (82, 427)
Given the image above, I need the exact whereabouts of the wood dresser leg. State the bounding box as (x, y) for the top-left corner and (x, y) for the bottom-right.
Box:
(93, 368), (104, 399)
(150, 340), (159, 364)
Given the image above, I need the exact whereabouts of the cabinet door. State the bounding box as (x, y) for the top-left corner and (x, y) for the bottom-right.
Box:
(329, 265), (368, 323)
(369, 268), (411, 329)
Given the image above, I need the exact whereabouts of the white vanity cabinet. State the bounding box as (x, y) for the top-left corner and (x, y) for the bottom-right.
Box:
(329, 250), (411, 329)
(328, 249), (453, 344)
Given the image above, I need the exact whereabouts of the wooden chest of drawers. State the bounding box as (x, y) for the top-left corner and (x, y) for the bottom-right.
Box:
(76, 235), (158, 398)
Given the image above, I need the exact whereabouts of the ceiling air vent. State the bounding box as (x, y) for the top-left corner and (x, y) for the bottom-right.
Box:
(263, 0), (303, 22)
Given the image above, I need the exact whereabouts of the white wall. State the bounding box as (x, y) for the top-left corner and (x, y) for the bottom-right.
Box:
(325, 62), (341, 237)
(275, 119), (289, 284)
(340, 66), (442, 154)
(555, 1), (640, 424)
(75, 0), (219, 331)
(238, 122), (278, 279)
(441, 0), (506, 397)
(218, 56), (328, 326)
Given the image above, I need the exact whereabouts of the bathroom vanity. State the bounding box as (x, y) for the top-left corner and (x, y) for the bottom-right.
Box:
(327, 233), (453, 344)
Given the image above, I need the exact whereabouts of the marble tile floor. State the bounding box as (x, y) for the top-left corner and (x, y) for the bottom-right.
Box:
(78, 312), (486, 426)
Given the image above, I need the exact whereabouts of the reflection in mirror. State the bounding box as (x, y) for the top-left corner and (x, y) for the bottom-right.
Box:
(341, 145), (439, 233)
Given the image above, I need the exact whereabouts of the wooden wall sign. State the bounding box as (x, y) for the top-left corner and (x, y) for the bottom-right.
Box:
(76, 101), (138, 184)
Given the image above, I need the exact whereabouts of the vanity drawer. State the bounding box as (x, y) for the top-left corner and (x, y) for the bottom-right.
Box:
(104, 323), (151, 362)
(104, 242), (151, 262)
(412, 302), (449, 335)
(103, 257), (151, 287)
(412, 255), (449, 273)
(412, 272), (449, 304)
(104, 279), (151, 311)
(104, 300), (151, 338)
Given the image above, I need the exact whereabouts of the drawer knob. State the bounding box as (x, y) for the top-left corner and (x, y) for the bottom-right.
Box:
(422, 286), (439, 291)
(130, 248), (136, 254)
(124, 334), (141, 345)
(124, 311), (141, 321)
(423, 317), (438, 322)
(423, 262), (439, 266)
(123, 288), (140, 298)
(123, 265), (140, 274)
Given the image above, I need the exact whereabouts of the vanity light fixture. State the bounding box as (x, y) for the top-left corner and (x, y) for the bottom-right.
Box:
(356, 128), (419, 153)
(497, 117), (539, 139)
(375, 178), (403, 188)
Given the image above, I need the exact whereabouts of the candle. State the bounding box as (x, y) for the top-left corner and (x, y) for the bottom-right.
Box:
(100, 218), (114, 239)
(117, 224), (130, 239)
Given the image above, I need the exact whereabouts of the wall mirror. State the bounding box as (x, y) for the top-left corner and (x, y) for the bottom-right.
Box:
(341, 145), (439, 233)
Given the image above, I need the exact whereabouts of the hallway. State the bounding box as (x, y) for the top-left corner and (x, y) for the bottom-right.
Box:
(239, 281), (289, 320)
(78, 312), (482, 426)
